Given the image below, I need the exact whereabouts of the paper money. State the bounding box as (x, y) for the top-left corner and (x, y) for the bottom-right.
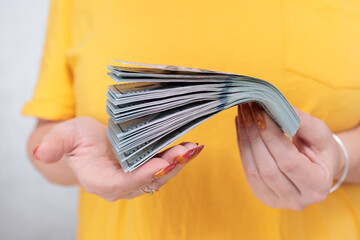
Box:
(106, 60), (300, 172)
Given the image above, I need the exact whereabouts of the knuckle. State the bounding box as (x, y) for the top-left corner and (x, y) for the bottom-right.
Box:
(259, 166), (279, 181)
(246, 167), (261, 180)
(263, 133), (278, 146)
(311, 191), (328, 203)
(290, 202), (305, 211)
(278, 158), (299, 173)
(316, 119), (328, 130)
(314, 119), (331, 140)
(246, 130), (260, 143)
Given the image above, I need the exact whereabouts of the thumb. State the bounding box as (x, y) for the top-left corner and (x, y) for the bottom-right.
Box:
(293, 106), (330, 149)
(33, 123), (76, 164)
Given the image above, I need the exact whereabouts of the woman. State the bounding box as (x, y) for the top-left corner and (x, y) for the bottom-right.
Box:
(23, 0), (360, 239)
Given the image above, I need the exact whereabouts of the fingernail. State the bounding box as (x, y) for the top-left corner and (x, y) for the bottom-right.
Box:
(250, 102), (266, 129)
(174, 145), (205, 165)
(32, 145), (40, 161)
(237, 105), (245, 127)
(153, 162), (177, 178)
(241, 103), (253, 127)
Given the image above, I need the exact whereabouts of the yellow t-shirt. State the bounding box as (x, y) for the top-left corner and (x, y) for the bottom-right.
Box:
(23, 0), (360, 239)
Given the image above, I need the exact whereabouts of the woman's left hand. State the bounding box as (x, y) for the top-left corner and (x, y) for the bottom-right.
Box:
(235, 103), (345, 211)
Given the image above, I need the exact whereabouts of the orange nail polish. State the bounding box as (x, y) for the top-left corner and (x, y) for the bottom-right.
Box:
(250, 102), (266, 129)
(154, 162), (177, 178)
(241, 103), (253, 127)
(237, 105), (245, 127)
(32, 145), (40, 161)
(174, 145), (204, 165)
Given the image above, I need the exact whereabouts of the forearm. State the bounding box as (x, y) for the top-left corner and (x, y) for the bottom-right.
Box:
(337, 123), (360, 184)
(27, 119), (77, 185)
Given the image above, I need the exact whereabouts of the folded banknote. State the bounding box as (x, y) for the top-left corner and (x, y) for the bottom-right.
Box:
(106, 60), (300, 172)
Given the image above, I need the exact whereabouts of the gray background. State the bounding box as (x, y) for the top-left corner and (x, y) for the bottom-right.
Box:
(0, 1), (78, 239)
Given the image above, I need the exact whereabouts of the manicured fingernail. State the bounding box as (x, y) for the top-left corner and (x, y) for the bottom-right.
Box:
(32, 145), (40, 161)
(250, 102), (266, 129)
(241, 103), (253, 127)
(174, 145), (205, 165)
(237, 105), (245, 127)
(154, 162), (177, 178)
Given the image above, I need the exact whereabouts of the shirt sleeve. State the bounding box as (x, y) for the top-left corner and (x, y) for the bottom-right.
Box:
(22, 0), (75, 120)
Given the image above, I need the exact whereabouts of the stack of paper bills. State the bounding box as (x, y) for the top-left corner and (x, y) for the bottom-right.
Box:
(106, 60), (300, 172)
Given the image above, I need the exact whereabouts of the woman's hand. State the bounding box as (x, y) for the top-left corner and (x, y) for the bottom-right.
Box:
(235, 103), (345, 211)
(31, 117), (203, 201)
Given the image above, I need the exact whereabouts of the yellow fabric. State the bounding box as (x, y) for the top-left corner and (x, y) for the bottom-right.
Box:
(23, 0), (360, 239)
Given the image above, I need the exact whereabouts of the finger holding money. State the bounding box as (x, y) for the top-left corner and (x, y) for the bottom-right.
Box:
(123, 142), (204, 199)
(235, 102), (344, 211)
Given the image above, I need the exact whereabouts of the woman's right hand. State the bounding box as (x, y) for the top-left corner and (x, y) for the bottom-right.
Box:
(31, 116), (203, 201)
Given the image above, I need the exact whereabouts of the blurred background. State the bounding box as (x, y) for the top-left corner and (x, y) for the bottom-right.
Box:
(0, 1), (78, 239)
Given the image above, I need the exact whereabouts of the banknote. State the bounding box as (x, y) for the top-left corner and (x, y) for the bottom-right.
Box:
(106, 60), (300, 172)
(111, 60), (237, 74)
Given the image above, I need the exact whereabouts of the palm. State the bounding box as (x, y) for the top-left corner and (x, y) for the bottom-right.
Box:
(37, 116), (200, 201)
(61, 117), (127, 192)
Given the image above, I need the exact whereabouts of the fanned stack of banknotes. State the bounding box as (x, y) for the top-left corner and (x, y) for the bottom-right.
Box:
(106, 60), (300, 172)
